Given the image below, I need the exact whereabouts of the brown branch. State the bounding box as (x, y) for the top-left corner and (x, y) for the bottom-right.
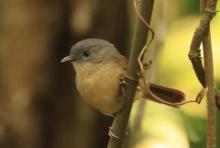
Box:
(203, 28), (216, 148)
(189, 0), (220, 103)
(106, 0), (154, 148)
(189, 0), (217, 147)
(188, 1), (216, 86)
(201, 0), (217, 147)
(188, 0), (220, 111)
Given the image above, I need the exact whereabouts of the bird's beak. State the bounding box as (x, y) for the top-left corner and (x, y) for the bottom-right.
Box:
(60, 55), (75, 63)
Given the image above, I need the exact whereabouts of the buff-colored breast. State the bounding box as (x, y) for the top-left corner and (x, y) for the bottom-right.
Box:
(73, 60), (125, 116)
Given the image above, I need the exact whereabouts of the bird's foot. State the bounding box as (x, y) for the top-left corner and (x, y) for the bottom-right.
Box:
(120, 74), (138, 84)
(120, 74), (138, 94)
(119, 76), (128, 86)
(108, 126), (120, 139)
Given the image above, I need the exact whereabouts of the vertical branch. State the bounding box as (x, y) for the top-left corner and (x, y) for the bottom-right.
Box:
(107, 0), (154, 148)
(128, 1), (167, 147)
(188, 0), (218, 146)
(203, 0), (217, 147)
(203, 28), (216, 148)
(201, 0), (217, 147)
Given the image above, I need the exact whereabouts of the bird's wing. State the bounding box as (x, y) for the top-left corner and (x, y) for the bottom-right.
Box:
(115, 55), (128, 71)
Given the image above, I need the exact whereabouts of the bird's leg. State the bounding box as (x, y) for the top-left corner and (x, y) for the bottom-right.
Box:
(121, 74), (138, 82)
(119, 75), (128, 86)
(119, 74), (138, 94)
(119, 76), (127, 95)
(118, 74), (138, 109)
(108, 126), (129, 139)
(109, 74), (138, 138)
(112, 75), (137, 116)
(110, 77), (130, 138)
(108, 126), (120, 139)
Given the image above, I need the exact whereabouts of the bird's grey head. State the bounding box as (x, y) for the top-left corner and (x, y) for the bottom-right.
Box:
(61, 38), (121, 64)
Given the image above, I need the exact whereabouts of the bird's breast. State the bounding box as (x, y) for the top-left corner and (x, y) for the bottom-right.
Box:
(74, 61), (125, 116)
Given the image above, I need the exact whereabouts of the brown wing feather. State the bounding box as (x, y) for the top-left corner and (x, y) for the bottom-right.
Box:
(115, 55), (128, 71)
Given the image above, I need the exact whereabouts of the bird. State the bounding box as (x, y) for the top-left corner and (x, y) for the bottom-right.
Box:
(61, 38), (187, 116)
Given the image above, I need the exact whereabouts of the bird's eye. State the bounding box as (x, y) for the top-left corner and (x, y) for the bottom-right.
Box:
(83, 50), (90, 57)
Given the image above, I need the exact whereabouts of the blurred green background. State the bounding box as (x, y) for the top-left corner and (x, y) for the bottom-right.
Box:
(0, 0), (219, 148)
(129, 1), (220, 148)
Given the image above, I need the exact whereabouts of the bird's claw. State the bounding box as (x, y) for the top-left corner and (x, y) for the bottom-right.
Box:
(108, 126), (120, 139)
(121, 74), (138, 83)
(120, 76), (128, 86)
